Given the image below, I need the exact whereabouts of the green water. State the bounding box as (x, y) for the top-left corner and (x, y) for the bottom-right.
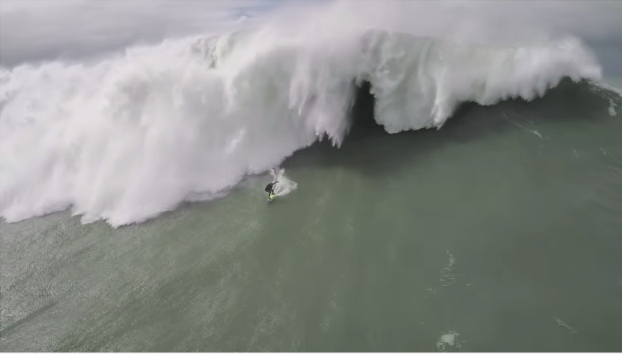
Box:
(1, 83), (622, 351)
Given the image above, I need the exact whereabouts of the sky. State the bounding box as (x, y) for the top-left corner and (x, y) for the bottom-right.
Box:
(0, 0), (621, 75)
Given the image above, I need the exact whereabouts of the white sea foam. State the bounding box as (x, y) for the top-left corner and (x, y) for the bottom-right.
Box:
(270, 168), (297, 197)
(436, 331), (461, 351)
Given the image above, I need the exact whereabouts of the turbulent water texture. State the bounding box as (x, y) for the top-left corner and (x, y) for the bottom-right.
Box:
(0, 1), (616, 227)
(2, 76), (621, 351)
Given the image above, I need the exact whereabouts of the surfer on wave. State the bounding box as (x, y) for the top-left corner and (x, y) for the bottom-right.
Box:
(265, 181), (277, 202)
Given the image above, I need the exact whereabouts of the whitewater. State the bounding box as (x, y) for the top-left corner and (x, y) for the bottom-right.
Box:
(0, 1), (609, 227)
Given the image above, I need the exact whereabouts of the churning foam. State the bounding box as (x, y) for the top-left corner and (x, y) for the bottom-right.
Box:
(270, 168), (298, 197)
(436, 331), (461, 351)
(0, 1), (603, 226)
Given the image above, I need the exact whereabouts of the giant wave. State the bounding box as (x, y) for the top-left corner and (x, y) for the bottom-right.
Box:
(0, 6), (611, 227)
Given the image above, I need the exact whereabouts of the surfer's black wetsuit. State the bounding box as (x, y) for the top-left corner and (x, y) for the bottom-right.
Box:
(265, 182), (276, 195)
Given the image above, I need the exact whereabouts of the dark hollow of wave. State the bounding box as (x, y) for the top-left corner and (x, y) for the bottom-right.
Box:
(282, 78), (619, 176)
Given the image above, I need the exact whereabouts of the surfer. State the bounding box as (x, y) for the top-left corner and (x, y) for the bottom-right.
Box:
(265, 181), (277, 201)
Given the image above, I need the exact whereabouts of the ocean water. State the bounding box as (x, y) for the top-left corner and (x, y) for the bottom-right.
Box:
(1, 0), (622, 351)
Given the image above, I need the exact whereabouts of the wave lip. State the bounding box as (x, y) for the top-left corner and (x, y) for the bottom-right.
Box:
(358, 31), (601, 132)
(0, 26), (605, 227)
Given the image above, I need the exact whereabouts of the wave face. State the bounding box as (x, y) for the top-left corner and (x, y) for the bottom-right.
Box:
(0, 2), (608, 227)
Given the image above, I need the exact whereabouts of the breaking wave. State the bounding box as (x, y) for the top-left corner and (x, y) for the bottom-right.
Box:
(0, 4), (611, 226)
